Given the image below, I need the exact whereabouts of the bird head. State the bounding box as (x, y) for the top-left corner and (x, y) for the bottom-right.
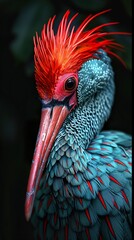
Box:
(25, 9), (127, 220)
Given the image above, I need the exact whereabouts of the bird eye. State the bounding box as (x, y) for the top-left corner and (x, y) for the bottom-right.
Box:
(65, 77), (76, 91)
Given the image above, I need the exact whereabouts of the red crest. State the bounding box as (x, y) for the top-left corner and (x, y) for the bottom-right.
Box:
(34, 9), (127, 99)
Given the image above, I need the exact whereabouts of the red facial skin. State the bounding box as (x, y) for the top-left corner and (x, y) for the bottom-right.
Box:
(54, 73), (78, 101)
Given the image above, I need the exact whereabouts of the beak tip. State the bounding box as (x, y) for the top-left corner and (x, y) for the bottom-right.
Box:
(25, 213), (30, 222)
(25, 205), (32, 222)
(25, 195), (34, 221)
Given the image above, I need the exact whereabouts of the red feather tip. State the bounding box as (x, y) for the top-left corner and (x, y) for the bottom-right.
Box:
(34, 9), (130, 99)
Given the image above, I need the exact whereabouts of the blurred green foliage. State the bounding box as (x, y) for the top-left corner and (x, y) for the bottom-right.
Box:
(70, 0), (108, 11)
(11, 0), (54, 62)
(1, 0), (132, 70)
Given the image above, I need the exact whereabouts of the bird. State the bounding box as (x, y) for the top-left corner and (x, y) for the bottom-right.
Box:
(25, 9), (132, 240)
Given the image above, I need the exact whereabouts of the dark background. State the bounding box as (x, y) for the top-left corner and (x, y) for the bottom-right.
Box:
(0, 0), (132, 239)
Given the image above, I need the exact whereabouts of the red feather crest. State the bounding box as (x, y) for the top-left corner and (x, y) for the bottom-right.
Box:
(34, 9), (126, 99)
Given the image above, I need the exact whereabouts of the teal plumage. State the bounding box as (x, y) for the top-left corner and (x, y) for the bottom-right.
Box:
(32, 131), (132, 240)
(25, 10), (132, 240)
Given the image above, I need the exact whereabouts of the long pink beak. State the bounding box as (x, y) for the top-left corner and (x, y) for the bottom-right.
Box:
(25, 104), (70, 221)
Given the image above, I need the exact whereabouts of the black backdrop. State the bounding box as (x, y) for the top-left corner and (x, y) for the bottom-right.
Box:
(0, 0), (132, 239)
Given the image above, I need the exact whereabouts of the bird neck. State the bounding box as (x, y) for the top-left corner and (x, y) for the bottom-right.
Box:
(44, 79), (115, 201)
(62, 80), (115, 149)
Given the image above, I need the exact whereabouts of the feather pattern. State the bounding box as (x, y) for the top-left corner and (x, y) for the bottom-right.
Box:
(32, 131), (132, 239)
